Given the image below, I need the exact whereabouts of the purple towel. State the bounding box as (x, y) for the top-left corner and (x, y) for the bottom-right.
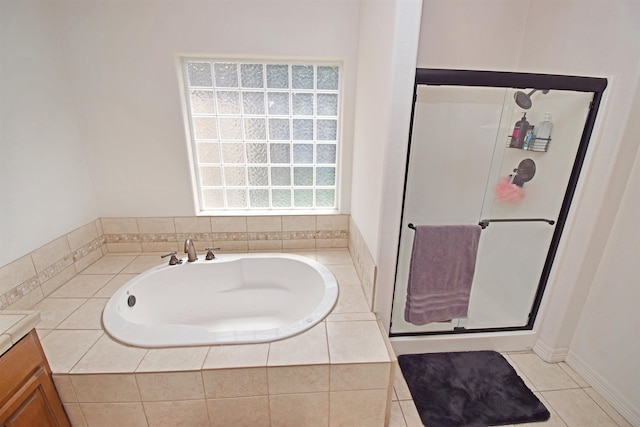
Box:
(404, 225), (481, 325)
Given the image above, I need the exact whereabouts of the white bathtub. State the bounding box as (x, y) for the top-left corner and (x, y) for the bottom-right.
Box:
(102, 253), (339, 347)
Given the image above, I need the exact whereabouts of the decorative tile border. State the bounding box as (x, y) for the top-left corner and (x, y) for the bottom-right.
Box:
(104, 230), (348, 243)
(36, 255), (75, 285)
(0, 232), (105, 310)
(1, 215), (350, 309)
(103, 233), (143, 243)
(0, 277), (39, 309)
(210, 232), (248, 242)
(73, 237), (105, 260)
(102, 219), (349, 249)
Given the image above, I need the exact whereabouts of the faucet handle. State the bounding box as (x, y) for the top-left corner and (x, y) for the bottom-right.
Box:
(161, 251), (183, 265)
(204, 247), (221, 260)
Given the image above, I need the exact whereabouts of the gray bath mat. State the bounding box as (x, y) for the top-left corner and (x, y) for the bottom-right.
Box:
(397, 351), (550, 427)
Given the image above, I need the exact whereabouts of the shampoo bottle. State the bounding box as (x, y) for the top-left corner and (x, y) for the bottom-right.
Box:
(509, 112), (529, 148)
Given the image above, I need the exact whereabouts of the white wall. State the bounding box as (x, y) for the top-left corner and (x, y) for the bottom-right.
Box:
(350, 0), (422, 289)
(0, 0), (99, 266)
(521, 0), (640, 359)
(565, 76), (640, 425)
(569, 149), (640, 420)
(350, 0), (396, 260)
(416, 0), (529, 71)
(52, 0), (360, 217)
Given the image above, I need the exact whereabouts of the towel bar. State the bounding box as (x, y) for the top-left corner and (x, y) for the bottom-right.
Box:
(407, 219), (555, 231)
(478, 218), (555, 229)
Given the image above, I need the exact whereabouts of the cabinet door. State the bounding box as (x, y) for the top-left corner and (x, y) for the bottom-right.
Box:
(3, 373), (58, 427)
(0, 331), (70, 427)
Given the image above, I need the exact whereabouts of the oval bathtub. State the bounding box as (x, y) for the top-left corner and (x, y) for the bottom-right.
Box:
(102, 253), (338, 347)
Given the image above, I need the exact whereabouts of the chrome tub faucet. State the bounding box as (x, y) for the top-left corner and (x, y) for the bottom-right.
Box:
(184, 238), (198, 262)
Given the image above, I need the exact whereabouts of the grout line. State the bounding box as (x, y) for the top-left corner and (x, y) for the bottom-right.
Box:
(535, 383), (583, 392)
(132, 347), (148, 373)
(538, 390), (571, 427)
(580, 387), (623, 427)
(67, 373), (80, 404)
(397, 400), (412, 427)
(136, 376), (152, 427)
(131, 373), (144, 402)
(201, 346), (212, 371)
(392, 401), (406, 427)
(558, 361), (591, 388)
(67, 330), (105, 374)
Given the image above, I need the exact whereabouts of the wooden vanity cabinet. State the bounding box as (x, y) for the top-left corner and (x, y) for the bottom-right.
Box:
(0, 330), (70, 427)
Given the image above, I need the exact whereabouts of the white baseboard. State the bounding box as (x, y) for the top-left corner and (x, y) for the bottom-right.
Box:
(566, 350), (640, 426)
(390, 330), (537, 355)
(532, 337), (568, 363)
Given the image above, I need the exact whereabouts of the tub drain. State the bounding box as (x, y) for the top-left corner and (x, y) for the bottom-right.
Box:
(127, 295), (136, 307)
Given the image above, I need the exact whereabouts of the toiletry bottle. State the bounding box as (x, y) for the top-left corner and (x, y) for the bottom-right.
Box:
(535, 112), (553, 141)
(509, 112), (529, 148)
(524, 125), (535, 150)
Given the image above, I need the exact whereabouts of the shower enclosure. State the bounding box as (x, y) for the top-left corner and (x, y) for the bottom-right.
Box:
(390, 69), (607, 337)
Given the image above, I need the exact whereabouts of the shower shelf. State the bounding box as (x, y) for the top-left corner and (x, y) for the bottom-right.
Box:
(506, 136), (551, 152)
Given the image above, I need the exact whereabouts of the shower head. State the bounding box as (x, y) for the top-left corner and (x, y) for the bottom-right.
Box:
(514, 89), (550, 110)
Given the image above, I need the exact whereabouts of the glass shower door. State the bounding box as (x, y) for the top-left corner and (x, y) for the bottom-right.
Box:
(391, 84), (509, 334)
(390, 79), (596, 335)
(466, 88), (593, 330)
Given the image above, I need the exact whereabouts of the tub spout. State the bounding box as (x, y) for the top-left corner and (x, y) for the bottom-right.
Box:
(184, 238), (198, 262)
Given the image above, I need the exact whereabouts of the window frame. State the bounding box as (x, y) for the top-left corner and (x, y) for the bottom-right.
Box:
(180, 57), (343, 215)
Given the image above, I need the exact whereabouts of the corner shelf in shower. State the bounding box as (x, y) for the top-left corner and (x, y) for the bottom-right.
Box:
(506, 136), (551, 152)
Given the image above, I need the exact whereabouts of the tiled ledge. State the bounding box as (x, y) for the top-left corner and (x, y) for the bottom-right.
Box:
(0, 310), (40, 355)
(33, 249), (393, 426)
(0, 214), (351, 311)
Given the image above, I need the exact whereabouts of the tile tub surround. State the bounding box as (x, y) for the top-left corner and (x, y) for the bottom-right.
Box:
(348, 216), (377, 311)
(0, 220), (105, 311)
(35, 249), (395, 427)
(101, 215), (350, 253)
(0, 215), (350, 312)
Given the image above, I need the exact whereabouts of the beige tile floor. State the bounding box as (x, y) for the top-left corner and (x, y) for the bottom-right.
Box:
(390, 351), (633, 427)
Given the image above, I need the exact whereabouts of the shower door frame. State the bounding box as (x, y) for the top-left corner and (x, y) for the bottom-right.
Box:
(390, 69), (607, 337)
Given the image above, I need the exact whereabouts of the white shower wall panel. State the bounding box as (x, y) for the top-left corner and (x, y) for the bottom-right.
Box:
(482, 91), (592, 221)
(405, 87), (504, 225)
(467, 222), (554, 329)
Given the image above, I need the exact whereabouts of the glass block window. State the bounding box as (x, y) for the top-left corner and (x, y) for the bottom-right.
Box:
(183, 59), (340, 211)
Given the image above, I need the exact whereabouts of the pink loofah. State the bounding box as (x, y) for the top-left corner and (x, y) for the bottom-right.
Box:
(495, 176), (524, 202)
